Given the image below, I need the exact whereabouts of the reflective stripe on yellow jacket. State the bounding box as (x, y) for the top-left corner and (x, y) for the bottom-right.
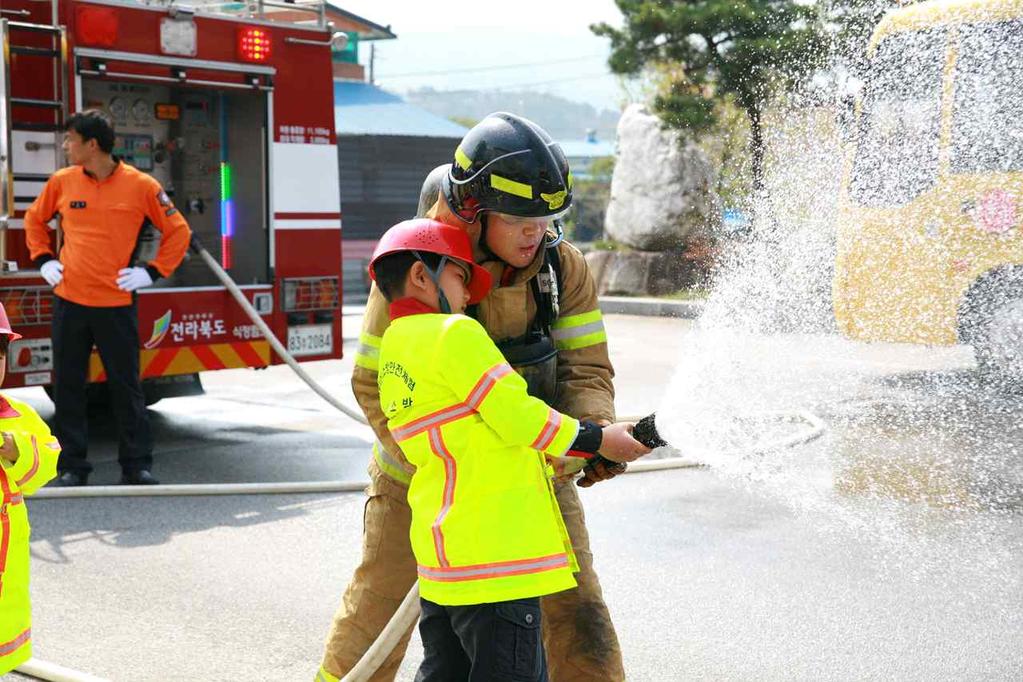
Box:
(380, 310), (579, 606)
(352, 194), (615, 487)
(0, 394), (61, 674)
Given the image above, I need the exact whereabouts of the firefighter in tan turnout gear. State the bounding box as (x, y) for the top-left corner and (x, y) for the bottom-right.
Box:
(318, 113), (642, 682)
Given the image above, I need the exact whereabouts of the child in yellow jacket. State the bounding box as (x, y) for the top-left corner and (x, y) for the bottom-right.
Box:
(367, 219), (649, 682)
(0, 302), (61, 673)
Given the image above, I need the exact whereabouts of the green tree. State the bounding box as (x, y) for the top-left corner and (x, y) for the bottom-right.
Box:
(593, 0), (828, 191)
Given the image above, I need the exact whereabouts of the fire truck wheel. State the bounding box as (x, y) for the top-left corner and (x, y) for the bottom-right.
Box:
(960, 270), (1023, 388)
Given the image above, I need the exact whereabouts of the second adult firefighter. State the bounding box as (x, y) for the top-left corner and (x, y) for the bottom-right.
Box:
(318, 113), (648, 681)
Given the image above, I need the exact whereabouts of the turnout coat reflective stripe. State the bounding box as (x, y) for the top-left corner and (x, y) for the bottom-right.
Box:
(0, 395), (61, 674)
(380, 304), (579, 606)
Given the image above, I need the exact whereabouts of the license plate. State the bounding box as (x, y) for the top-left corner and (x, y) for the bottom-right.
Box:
(287, 324), (333, 357)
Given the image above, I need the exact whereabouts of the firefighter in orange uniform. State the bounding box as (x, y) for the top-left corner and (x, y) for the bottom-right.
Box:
(0, 302), (62, 674)
(24, 110), (191, 486)
(319, 113), (639, 682)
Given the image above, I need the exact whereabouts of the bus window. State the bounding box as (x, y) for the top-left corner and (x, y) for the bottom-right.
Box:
(951, 20), (1023, 173)
(850, 29), (945, 207)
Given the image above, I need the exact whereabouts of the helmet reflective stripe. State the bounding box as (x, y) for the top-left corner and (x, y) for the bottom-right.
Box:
(490, 173), (533, 199)
(454, 146), (472, 171)
(566, 170), (574, 189)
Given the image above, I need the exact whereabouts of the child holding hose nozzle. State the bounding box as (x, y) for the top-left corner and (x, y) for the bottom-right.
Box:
(366, 219), (650, 681)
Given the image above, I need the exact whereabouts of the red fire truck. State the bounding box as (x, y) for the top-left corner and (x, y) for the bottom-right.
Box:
(0, 0), (344, 402)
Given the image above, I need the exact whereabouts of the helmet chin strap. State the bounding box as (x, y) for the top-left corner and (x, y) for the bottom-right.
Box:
(413, 251), (452, 314)
(547, 219), (565, 249)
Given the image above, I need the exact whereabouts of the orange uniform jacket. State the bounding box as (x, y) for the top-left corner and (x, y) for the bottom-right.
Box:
(24, 162), (191, 307)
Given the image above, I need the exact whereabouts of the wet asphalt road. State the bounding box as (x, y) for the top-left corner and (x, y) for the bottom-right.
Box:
(3, 311), (1021, 681)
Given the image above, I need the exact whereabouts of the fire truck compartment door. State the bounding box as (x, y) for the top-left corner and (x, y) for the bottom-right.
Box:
(79, 78), (271, 287)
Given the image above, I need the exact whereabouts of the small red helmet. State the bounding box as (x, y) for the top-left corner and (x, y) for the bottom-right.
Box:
(0, 302), (21, 341)
(369, 219), (492, 305)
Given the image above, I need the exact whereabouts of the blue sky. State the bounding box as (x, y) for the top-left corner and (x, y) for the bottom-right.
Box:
(336, 1), (630, 112)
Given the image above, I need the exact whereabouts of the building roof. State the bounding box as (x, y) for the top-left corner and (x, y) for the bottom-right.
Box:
(334, 81), (469, 138)
(325, 4), (396, 40)
(558, 138), (616, 159)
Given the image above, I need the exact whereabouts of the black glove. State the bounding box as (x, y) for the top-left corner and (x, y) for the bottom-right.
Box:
(577, 455), (627, 488)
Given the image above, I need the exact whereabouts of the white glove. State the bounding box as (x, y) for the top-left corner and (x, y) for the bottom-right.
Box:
(40, 260), (63, 287)
(116, 267), (154, 292)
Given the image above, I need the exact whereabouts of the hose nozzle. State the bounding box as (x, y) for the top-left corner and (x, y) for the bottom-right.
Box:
(632, 413), (668, 449)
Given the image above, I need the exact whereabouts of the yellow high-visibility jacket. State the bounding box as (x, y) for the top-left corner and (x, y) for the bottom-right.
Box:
(0, 394), (61, 674)
(380, 300), (581, 605)
(354, 196), (615, 486)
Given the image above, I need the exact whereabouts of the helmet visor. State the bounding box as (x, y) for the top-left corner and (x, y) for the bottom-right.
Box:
(495, 207), (570, 226)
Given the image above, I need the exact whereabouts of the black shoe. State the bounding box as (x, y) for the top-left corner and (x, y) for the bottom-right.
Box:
(120, 470), (159, 485)
(53, 471), (89, 487)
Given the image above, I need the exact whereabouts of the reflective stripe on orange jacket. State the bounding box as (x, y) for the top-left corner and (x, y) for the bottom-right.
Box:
(24, 162), (191, 307)
(380, 303), (579, 606)
(0, 394), (61, 674)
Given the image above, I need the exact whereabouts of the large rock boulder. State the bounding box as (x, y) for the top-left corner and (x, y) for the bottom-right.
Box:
(604, 104), (717, 250)
(585, 247), (712, 296)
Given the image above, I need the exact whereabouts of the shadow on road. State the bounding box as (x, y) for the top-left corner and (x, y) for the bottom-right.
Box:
(27, 489), (357, 562)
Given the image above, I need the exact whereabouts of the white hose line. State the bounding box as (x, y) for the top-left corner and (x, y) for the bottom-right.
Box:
(339, 582), (422, 682)
(32, 480), (369, 499)
(191, 241), (368, 426)
(30, 413), (826, 498)
(16, 658), (111, 682)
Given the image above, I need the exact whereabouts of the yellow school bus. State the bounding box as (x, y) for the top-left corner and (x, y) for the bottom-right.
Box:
(833, 0), (1023, 379)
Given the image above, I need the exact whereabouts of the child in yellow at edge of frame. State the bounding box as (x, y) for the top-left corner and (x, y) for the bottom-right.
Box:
(365, 218), (649, 681)
(0, 301), (62, 673)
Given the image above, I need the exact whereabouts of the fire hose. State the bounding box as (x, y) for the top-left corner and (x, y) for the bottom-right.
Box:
(21, 238), (826, 682)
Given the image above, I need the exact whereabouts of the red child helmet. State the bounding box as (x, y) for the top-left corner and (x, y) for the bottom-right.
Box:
(369, 218), (492, 305)
(0, 302), (21, 341)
